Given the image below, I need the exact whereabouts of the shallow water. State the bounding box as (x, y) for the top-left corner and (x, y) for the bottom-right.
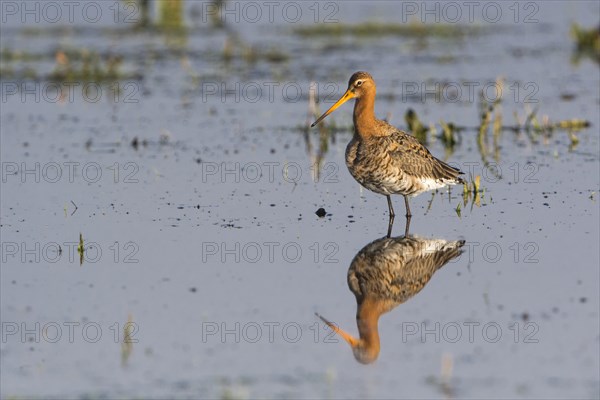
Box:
(1, 1), (599, 399)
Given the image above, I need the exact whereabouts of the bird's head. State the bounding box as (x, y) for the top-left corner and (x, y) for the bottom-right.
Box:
(311, 71), (376, 127)
(346, 71), (376, 99)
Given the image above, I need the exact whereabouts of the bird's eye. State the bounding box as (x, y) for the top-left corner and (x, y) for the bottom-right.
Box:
(356, 80), (363, 87)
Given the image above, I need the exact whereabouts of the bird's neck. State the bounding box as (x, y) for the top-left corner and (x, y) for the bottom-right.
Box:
(356, 297), (382, 350)
(353, 90), (377, 137)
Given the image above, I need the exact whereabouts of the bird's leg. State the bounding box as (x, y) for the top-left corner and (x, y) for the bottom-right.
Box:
(403, 195), (412, 237)
(387, 195), (396, 219)
(386, 195), (395, 238)
(403, 195), (412, 218)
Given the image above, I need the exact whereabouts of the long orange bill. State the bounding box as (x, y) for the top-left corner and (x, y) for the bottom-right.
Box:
(310, 89), (356, 127)
(315, 312), (359, 347)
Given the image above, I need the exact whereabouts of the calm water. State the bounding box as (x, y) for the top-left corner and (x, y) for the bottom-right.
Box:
(1, 1), (599, 398)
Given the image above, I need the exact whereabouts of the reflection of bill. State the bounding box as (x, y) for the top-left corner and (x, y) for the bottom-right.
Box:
(317, 235), (464, 364)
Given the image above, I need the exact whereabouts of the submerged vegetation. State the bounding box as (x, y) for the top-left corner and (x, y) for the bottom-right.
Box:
(121, 314), (135, 367)
(462, 175), (485, 209)
(570, 23), (600, 64)
(50, 50), (128, 81)
(405, 109), (428, 144)
(222, 36), (289, 64)
(295, 21), (483, 38)
(0, 0), (294, 81)
(0, 47), (139, 81)
(77, 233), (84, 266)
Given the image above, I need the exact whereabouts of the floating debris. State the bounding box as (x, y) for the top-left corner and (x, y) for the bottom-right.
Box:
(315, 208), (327, 218)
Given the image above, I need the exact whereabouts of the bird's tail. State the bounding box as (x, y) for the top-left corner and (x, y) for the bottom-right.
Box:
(436, 159), (465, 185)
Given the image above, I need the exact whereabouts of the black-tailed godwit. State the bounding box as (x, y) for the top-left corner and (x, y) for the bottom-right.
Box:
(311, 72), (465, 236)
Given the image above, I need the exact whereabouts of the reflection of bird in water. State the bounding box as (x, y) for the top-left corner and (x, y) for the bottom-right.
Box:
(317, 235), (464, 364)
(311, 72), (464, 237)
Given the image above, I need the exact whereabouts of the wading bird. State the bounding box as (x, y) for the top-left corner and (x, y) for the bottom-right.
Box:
(311, 72), (464, 236)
